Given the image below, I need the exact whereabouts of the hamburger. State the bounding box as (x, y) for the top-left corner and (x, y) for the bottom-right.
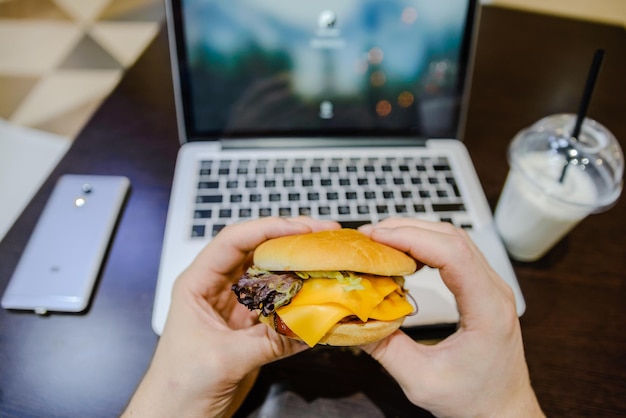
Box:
(232, 228), (418, 347)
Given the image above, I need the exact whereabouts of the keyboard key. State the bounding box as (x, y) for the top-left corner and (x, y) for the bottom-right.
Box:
(338, 205), (350, 215)
(196, 195), (223, 203)
(432, 203), (466, 212)
(212, 224), (226, 237)
(319, 206), (331, 215)
(198, 181), (219, 189)
(357, 205), (370, 214)
(194, 209), (211, 219)
(191, 224), (206, 237)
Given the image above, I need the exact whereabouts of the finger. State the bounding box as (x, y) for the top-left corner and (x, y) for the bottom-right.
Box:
(287, 216), (341, 232)
(190, 217), (313, 276)
(365, 224), (504, 320)
(232, 323), (309, 373)
(364, 219), (493, 271)
(360, 330), (432, 404)
(371, 220), (505, 294)
(360, 217), (457, 235)
(180, 217), (341, 298)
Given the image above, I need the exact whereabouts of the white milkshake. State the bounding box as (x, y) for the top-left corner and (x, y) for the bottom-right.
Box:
(495, 152), (596, 261)
(494, 114), (623, 262)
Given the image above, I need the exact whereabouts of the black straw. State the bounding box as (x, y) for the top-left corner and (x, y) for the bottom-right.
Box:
(559, 48), (605, 183)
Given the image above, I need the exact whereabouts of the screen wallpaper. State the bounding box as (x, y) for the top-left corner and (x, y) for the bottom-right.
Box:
(180, 0), (471, 138)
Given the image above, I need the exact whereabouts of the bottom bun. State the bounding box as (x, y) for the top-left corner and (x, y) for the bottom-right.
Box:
(263, 314), (405, 346)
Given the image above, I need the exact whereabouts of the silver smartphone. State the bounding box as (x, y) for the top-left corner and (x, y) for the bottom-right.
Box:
(1, 174), (130, 314)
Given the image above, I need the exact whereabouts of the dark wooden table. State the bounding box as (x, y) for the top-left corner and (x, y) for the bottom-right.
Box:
(1, 6), (624, 417)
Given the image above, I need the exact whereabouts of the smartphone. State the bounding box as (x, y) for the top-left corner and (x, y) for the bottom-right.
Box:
(1, 174), (130, 314)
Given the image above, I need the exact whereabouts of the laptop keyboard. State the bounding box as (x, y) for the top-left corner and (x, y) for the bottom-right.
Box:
(191, 154), (472, 238)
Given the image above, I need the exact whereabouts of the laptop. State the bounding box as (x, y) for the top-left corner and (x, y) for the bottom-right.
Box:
(152, 0), (525, 335)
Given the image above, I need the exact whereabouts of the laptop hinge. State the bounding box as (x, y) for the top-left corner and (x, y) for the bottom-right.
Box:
(220, 137), (428, 150)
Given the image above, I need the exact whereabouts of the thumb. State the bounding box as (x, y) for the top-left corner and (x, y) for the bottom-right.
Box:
(361, 330), (433, 401)
(234, 323), (309, 372)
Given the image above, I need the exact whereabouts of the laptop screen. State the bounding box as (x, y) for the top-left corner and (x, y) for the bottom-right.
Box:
(170, 0), (476, 141)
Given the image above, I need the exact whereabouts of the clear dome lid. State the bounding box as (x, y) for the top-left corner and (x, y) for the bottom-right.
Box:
(508, 113), (623, 212)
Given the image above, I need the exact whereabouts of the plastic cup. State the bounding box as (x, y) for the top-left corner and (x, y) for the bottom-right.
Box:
(494, 114), (624, 262)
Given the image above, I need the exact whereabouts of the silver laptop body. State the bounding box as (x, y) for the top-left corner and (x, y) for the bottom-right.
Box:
(152, 0), (525, 335)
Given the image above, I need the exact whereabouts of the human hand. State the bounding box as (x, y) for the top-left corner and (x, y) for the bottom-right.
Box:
(358, 219), (544, 418)
(122, 217), (340, 418)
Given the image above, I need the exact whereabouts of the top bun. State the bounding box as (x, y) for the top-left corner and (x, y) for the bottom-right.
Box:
(254, 229), (417, 276)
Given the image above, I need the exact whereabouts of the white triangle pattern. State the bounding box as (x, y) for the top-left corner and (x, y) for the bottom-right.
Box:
(89, 21), (159, 68)
(10, 69), (122, 127)
(52, 0), (112, 24)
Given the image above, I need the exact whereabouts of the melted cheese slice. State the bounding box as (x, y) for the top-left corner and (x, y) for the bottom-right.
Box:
(369, 291), (414, 321)
(277, 303), (354, 347)
(276, 276), (413, 347)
